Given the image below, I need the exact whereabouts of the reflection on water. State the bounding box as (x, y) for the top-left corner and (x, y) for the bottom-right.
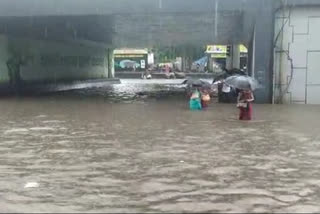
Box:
(1, 80), (320, 213)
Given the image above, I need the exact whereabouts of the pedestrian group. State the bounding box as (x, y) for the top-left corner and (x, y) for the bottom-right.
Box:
(189, 81), (254, 121)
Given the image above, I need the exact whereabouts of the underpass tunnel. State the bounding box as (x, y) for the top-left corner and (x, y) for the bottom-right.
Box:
(0, 14), (116, 93)
(0, 0), (275, 103)
(109, 0), (274, 103)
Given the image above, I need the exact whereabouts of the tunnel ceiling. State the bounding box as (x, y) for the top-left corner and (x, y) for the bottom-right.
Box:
(0, 11), (244, 47)
(114, 11), (243, 48)
(0, 15), (114, 44)
(2, 0), (318, 17)
(0, 0), (249, 16)
(2, 0), (311, 48)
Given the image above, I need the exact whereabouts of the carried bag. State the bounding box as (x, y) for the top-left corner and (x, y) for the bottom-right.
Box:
(237, 102), (248, 108)
(202, 94), (211, 102)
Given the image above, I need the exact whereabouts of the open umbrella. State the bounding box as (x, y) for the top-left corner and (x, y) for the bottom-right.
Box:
(182, 79), (212, 88)
(182, 79), (207, 86)
(182, 79), (213, 96)
(191, 79), (204, 87)
(225, 75), (259, 90)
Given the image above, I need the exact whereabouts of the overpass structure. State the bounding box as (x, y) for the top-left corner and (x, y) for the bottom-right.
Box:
(0, 0), (318, 102)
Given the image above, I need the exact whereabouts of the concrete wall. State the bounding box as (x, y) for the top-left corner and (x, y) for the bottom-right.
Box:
(6, 37), (110, 84)
(0, 0), (276, 49)
(274, 6), (320, 104)
(0, 35), (9, 84)
(114, 11), (243, 47)
(249, 0), (274, 104)
(0, 0), (255, 17)
(0, 15), (114, 45)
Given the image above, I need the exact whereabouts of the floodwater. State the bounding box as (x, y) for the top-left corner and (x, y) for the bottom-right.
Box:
(1, 79), (320, 213)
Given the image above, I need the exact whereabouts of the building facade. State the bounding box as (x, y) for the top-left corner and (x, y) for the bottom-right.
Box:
(274, 5), (320, 104)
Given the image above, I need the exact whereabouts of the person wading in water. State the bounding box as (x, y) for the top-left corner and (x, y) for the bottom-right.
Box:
(189, 87), (202, 110)
(6, 53), (23, 94)
(237, 87), (254, 120)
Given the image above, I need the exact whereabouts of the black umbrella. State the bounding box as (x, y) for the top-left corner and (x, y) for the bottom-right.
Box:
(213, 68), (247, 84)
(182, 79), (210, 87)
(225, 75), (259, 90)
(191, 79), (204, 87)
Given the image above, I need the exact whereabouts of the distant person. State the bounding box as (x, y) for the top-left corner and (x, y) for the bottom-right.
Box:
(165, 65), (170, 73)
(242, 64), (247, 72)
(189, 88), (202, 110)
(6, 54), (23, 93)
(222, 81), (231, 100)
(165, 66), (175, 79)
(146, 69), (152, 79)
(169, 67), (175, 78)
(142, 68), (152, 79)
(196, 64), (200, 72)
(218, 81), (232, 103)
(237, 87), (254, 120)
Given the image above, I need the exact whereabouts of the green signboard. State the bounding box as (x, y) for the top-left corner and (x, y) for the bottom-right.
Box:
(114, 54), (148, 71)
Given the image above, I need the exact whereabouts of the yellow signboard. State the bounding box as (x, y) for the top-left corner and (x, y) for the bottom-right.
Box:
(211, 53), (226, 58)
(206, 45), (227, 54)
(240, 44), (248, 53)
(207, 44), (248, 54)
(114, 49), (148, 55)
(115, 54), (145, 58)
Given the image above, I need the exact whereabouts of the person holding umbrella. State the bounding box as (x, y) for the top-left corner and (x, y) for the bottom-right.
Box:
(237, 86), (254, 120)
(224, 75), (258, 120)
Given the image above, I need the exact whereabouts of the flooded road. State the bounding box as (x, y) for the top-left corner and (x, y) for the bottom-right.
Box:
(1, 79), (320, 213)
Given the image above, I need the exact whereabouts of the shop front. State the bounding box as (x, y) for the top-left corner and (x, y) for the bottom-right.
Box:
(114, 49), (148, 72)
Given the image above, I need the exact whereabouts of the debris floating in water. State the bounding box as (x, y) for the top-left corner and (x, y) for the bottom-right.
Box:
(24, 182), (40, 188)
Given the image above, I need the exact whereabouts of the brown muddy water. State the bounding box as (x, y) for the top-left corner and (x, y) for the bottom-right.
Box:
(0, 79), (320, 213)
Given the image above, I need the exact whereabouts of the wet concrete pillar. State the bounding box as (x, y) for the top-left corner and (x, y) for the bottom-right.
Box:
(207, 54), (213, 72)
(226, 55), (232, 70)
(232, 44), (240, 69)
(0, 35), (10, 87)
(107, 48), (115, 78)
(251, 0), (274, 103)
(181, 56), (186, 72)
(247, 36), (254, 77)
